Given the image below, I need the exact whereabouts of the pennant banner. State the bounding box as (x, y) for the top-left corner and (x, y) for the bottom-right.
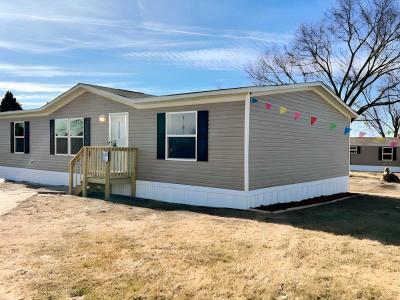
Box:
(344, 127), (352, 135)
(250, 98), (258, 104)
(310, 116), (318, 126)
(249, 98), (399, 147)
(390, 140), (399, 148)
(293, 111), (302, 120)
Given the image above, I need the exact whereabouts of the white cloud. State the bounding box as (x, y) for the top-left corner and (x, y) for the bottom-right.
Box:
(140, 22), (292, 44)
(125, 47), (259, 70)
(0, 81), (71, 93)
(14, 94), (56, 100)
(0, 12), (128, 28)
(0, 63), (134, 77)
(20, 101), (47, 107)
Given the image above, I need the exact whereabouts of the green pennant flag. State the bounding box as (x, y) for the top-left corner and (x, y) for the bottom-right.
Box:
(329, 123), (337, 130)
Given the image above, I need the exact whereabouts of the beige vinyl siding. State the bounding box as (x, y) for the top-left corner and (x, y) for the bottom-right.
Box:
(249, 90), (350, 190)
(0, 92), (245, 190)
(351, 146), (399, 167)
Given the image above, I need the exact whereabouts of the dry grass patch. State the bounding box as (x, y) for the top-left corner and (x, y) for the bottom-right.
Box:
(0, 178), (398, 299)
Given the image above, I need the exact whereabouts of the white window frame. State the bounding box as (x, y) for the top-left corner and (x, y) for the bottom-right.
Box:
(382, 147), (394, 161)
(14, 121), (25, 154)
(350, 146), (358, 154)
(165, 111), (197, 161)
(55, 118), (84, 156)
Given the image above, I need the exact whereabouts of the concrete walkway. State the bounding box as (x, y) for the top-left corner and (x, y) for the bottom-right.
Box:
(0, 190), (37, 216)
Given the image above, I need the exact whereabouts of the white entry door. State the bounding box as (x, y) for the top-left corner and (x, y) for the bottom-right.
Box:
(109, 113), (128, 147)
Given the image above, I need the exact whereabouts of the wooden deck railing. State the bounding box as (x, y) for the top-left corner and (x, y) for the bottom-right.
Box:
(68, 146), (137, 200)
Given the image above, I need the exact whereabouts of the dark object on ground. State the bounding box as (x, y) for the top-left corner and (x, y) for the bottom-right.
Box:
(255, 192), (353, 212)
(382, 167), (400, 183)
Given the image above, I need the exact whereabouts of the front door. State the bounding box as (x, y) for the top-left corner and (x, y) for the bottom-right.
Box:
(109, 113), (128, 147)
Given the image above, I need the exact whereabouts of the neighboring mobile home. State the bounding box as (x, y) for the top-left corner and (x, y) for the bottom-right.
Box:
(350, 137), (400, 172)
(0, 82), (357, 209)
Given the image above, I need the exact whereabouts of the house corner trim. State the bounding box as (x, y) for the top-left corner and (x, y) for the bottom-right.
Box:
(244, 93), (250, 191)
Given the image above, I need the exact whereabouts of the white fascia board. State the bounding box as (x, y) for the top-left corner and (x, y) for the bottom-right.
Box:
(0, 82), (357, 120)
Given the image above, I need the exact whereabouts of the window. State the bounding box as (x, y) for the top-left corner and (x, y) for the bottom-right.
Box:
(55, 118), (84, 155)
(350, 146), (358, 154)
(14, 122), (25, 153)
(382, 147), (393, 161)
(166, 111), (197, 160)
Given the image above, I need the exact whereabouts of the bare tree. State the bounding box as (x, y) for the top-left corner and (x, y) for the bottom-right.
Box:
(360, 102), (400, 137)
(246, 0), (400, 116)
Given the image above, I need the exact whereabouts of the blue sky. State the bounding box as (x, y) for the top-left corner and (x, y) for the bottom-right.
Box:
(0, 0), (336, 109)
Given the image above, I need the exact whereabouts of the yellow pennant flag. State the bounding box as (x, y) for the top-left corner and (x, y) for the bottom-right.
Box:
(375, 137), (385, 142)
(280, 106), (288, 114)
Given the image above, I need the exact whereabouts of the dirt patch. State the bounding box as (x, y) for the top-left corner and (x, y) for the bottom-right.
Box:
(350, 171), (400, 198)
(0, 181), (37, 216)
(0, 178), (398, 299)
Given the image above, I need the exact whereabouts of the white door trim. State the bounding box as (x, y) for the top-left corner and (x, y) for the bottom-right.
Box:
(108, 112), (129, 147)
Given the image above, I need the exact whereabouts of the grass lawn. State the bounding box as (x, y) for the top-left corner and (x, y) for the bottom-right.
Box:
(0, 174), (399, 299)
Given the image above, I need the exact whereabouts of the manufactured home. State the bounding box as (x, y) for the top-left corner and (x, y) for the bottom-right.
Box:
(0, 82), (357, 209)
(350, 137), (399, 172)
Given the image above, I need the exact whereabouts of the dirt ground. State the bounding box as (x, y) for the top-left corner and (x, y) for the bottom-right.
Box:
(350, 171), (400, 197)
(0, 173), (398, 299)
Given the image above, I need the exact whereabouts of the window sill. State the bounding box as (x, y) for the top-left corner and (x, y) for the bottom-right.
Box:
(166, 158), (197, 162)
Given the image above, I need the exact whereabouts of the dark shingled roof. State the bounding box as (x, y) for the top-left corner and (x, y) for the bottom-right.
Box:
(82, 83), (153, 99)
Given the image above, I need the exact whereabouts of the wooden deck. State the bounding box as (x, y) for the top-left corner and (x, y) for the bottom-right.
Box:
(68, 146), (137, 200)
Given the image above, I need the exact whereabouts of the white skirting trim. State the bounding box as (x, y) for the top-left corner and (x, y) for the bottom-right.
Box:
(0, 166), (349, 210)
(135, 176), (349, 209)
(0, 165), (69, 186)
(247, 176), (348, 209)
(350, 165), (400, 173)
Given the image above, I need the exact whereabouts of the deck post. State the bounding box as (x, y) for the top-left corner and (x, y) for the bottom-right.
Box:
(130, 149), (137, 198)
(82, 147), (88, 197)
(104, 154), (111, 201)
(68, 161), (74, 195)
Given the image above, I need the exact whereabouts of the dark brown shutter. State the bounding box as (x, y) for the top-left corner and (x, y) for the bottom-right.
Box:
(24, 121), (30, 154)
(197, 110), (209, 161)
(393, 148), (397, 161)
(10, 122), (14, 153)
(50, 119), (55, 155)
(357, 146), (361, 154)
(84, 118), (91, 146)
(378, 147), (382, 160)
(157, 113), (166, 159)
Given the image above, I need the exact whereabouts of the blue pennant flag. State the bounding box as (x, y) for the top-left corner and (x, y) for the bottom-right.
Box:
(344, 127), (351, 135)
(250, 97), (258, 104)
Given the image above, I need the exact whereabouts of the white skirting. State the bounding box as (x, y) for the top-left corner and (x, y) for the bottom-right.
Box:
(0, 166), (348, 210)
(350, 165), (400, 173)
(125, 176), (348, 209)
(0, 166), (69, 186)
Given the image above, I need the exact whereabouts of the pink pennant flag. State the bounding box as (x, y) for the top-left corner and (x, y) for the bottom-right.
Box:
(265, 103), (272, 110)
(293, 111), (302, 120)
(310, 116), (318, 126)
(359, 132), (367, 138)
(389, 140), (399, 148)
